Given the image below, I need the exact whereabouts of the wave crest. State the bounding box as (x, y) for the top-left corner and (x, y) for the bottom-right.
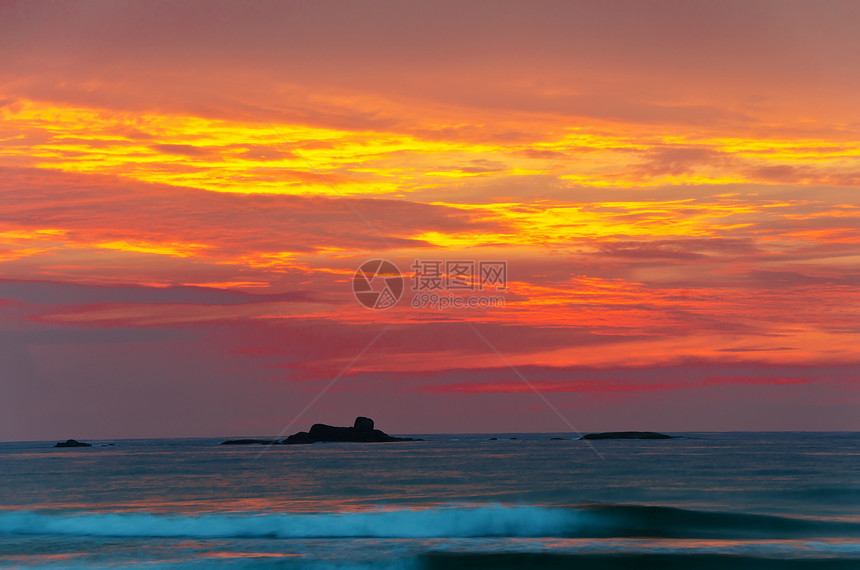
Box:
(0, 504), (857, 540)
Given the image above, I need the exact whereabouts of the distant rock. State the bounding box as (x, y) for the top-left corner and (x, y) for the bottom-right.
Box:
(217, 417), (422, 446)
(54, 439), (91, 448)
(283, 417), (421, 444)
(580, 431), (674, 440)
(550, 437), (567, 440)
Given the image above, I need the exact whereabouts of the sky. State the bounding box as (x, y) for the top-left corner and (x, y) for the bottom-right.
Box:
(1, 0), (858, 440)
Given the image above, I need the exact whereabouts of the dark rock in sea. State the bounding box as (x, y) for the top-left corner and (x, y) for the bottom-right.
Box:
(580, 431), (674, 440)
(488, 437), (498, 441)
(54, 439), (91, 448)
(283, 417), (421, 444)
(220, 439), (281, 445)
(550, 437), (567, 440)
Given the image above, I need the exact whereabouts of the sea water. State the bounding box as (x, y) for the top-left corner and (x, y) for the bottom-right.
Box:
(0, 432), (858, 568)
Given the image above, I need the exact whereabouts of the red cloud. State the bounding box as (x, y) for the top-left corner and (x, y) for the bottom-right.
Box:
(422, 376), (810, 394)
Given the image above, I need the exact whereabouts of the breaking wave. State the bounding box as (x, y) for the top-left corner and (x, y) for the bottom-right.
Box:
(1, 504), (858, 540)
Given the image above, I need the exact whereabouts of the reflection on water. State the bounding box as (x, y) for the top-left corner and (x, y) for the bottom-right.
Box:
(0, 433), (858, 568)
(1, 434), (859, 516)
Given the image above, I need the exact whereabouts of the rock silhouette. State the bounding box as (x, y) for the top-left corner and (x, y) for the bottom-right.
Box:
(283, 417), (420, 444)
(580, 431), (674, 440)
(54, 439), (92, 447)
(353, 416), (374, 432)
(220, 417), (421, 445)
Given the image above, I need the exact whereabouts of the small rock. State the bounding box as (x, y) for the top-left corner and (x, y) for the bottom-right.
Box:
(54, 439), (91, 448)
(580, 431), (674, 440)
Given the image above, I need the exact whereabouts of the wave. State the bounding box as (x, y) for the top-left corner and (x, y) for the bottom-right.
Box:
(0, 504), (858, 540)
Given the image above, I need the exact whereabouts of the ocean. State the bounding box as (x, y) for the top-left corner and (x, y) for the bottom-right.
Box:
(0, 432), (858, 569)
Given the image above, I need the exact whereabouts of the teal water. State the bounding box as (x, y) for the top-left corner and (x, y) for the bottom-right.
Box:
(0, 433), (858, 568)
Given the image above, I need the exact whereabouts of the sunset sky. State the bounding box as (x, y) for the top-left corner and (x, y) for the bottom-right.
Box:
(1, 0), (858, 440)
